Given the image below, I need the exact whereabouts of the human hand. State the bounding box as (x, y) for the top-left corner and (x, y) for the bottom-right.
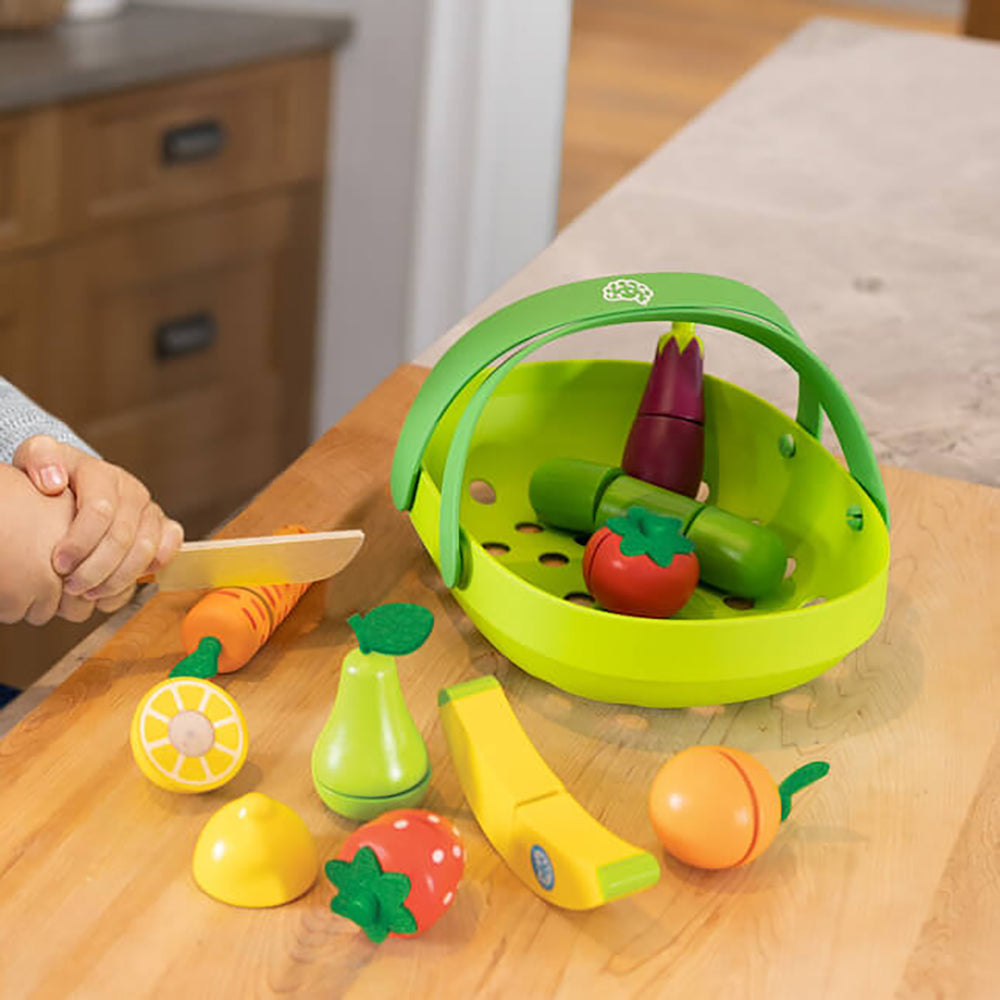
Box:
(0, 464), (79, 625)
(13, 435), (184, 610)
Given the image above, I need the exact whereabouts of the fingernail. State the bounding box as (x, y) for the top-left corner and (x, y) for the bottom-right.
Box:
(84, 588), (102, 600)
(54, 552), (74, 575)
(40, 465), (66, 491)
(64, 577), (86, 595)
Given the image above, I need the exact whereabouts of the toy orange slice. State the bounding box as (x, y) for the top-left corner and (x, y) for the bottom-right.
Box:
(130, 678), (248, 794)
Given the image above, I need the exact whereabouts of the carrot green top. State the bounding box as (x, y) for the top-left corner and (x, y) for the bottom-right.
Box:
(348, 603), (434, 656)
(605, 507), (695, 568)
(170, 636), (222, 679)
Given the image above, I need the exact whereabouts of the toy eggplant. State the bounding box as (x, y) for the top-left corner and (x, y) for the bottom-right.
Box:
(622, 323), (705, 497)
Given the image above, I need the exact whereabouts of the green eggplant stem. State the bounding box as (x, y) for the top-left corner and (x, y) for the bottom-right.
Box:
(778, 760), (830, 821)
(169, 636), (222, 679)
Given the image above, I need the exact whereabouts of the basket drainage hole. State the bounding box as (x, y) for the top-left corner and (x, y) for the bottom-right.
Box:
(483, 542), (510, 557)
(468, 479), (496, 504)
(515, 521), (544, 534)
(723, 595), (755, 611)
(539, 552), (569, 567)
(573, 533), (591, 546)
(696, 481), (711, 503)
(784, 556), (797, 579)
(564, 591), (596, 607)
(801, 596), (827, 608)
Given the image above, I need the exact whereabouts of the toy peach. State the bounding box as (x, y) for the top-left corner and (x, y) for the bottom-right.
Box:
(648, 746), (829, 869)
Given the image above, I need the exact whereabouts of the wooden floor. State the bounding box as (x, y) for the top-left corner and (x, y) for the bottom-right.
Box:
(559, 0), (957, 228)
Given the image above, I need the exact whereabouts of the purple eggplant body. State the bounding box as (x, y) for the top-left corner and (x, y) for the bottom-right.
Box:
(622, 324), (705, 498)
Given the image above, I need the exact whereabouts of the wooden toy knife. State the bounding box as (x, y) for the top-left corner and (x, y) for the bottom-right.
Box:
(143, 529), (365, 591)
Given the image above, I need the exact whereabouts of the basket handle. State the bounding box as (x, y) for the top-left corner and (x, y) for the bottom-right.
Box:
(390, 274), (888, 587)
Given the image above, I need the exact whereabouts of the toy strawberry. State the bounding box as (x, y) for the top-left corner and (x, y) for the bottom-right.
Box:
(326, 809), (465, 942)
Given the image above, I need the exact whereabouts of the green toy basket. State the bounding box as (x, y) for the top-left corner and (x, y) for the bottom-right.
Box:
(391, 274), (890, 707)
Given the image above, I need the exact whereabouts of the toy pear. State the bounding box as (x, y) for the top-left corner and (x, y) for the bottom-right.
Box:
(312, 603), (433, 820)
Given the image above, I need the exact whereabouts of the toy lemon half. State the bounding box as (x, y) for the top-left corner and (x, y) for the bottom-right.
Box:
(130, 678), (248, 793)
(193, 793), (318, 907)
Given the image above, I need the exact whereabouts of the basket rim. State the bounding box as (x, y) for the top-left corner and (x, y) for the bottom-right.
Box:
(422, 357), (890, 620)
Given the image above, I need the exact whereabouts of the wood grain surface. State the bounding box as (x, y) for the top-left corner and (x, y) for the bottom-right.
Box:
(560, 0), (955, 227)
(0, 364), (997, 999)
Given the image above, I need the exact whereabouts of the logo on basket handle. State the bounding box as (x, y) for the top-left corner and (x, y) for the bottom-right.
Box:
(602, 277), (654, 306)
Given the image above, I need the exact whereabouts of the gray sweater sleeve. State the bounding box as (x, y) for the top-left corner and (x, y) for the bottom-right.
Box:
(0, 377), (99, 464)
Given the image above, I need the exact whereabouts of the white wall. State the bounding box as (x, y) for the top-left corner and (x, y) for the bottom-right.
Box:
(139, 0), (570, 433)
(409, 0), (571, 356)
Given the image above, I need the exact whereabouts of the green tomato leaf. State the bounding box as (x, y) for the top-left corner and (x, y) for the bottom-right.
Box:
(604, 507), (695, 568)
(348, 604), (434, 655)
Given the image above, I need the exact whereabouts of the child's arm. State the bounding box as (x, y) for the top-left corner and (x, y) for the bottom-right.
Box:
(1, 380), (183, 601)
(0, 463), (79, 625)
(0, 377), (96, 465)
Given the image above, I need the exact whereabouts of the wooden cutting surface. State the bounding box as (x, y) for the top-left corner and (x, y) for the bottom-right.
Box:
(0, 363), (996, 999)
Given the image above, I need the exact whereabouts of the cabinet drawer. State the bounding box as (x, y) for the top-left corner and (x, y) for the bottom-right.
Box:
(0, 109), (58, 255)
(41, 194), (293, 428)
(83, 378), (280, 535)
(59, 53), (329, 235)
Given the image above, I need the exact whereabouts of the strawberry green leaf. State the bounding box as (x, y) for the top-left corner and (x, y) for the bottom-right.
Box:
(348, 604), (434, 656)
(327, 846), (417, 943)
(169, 636), (221, 679)
(604, 507), (695, 568)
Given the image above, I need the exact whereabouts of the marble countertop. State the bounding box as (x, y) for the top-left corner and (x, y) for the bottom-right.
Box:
(0, 3), (350, 113)
(420, 19), (1000, 490)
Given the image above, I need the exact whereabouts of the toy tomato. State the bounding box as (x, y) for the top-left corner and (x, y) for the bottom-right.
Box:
(582, 507), (699, 617)
(648, 745), (830, 869)
(325, 809), (465, 942)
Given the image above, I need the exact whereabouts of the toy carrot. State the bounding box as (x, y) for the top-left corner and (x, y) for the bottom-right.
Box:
(622, 322), (704, 498)
(175, 525), (311, 677)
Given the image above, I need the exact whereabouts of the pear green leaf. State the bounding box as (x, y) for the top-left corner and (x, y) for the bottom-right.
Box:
(348, 603), (434, 656)
(169, 636), (222, 679)
(603, 507), (695, 568)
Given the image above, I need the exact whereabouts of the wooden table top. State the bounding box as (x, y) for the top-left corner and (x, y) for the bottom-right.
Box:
(0, 363), (996, 999)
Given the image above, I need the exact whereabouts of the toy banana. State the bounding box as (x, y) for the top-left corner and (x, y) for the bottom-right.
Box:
(438, 676), (660, 909)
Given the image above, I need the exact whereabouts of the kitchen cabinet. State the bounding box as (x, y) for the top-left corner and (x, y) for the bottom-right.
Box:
(0, 16), (345, 688)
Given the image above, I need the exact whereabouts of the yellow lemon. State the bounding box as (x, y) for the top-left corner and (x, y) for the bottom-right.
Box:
(130, 678), (248, 793)
(192, 793), (318, 907)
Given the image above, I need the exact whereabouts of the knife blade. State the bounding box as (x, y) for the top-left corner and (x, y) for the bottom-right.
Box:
(145, 529), (365, 591)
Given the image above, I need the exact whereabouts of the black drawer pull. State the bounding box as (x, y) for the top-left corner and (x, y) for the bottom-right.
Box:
(162, 119), (227, 165)
(155, 312), (217, 361)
